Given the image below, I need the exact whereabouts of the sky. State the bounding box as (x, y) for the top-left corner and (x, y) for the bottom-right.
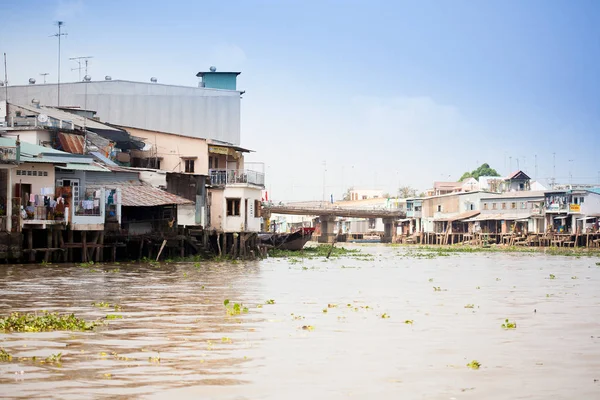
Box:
(1, 0), (599, 201)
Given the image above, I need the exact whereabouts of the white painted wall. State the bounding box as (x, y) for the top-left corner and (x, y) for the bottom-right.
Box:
(177, 203), (196, 226)
(220, 185), (263, 232)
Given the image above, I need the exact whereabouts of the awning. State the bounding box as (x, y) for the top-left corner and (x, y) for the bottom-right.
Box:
(434, 210), (480, 222)
(397, 218), (411, 222)
(56, 163), (109, 172)
(554, 216), (568, 220)
(576, 216), (598, 221)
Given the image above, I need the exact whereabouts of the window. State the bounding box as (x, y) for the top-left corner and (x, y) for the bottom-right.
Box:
(209, 156), (213, 169)
(16, 170), (21, 176)
(492, 203), (497, 210)
(511, 202), (516, 209)
(580, 197), (585, 204)
(521, 202), (526, 209)
(502, 203), (506, 210)
(184, 159), (195, 173)
(415, 206), (422, 212)
(483, 203), (488, 210)
(470, 204), (474, 210)
(215, 158), (219, 168)
(226, 198), (240, 216)
(573, 197), (578, 205)
(437, 205), (442, 212)
(254, 200), (262, 218)
(44, 171), (48, 177)
(362, 195), (368, 200)
(32, 171), (37, 176)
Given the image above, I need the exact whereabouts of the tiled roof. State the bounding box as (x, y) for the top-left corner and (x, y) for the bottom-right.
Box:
(87, 181), (193, 207)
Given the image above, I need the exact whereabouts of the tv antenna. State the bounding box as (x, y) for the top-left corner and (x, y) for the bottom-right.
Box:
(50, 21), (68, 106)
(40, 73), (49, 84)
(69, 56), (93, 81)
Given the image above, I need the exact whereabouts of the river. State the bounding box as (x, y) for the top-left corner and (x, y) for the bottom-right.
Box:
(0, 244), (599, 399)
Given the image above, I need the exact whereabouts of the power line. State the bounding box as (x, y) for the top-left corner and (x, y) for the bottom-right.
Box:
(69, 56), (93, 81)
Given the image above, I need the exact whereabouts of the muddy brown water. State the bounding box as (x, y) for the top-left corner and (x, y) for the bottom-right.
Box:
(0, 244), (599, 399)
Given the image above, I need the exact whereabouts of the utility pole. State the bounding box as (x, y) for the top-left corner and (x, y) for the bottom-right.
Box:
(51, 21), (67, 106)
(568, 159), (573, 188)
(40, 73), (49, 84)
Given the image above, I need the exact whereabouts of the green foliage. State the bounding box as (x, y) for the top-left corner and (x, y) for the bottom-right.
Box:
(265, 299), (276, 305)
(404, 320), (414, 325)
(549, 274), (556, 279)
(459, 163), (500, 181)
(268, 245), (362, 259)
(464, 304), (475, 309)
(0, 311), (99, 332)
(45, 353), (62, 364)
(501, 319), (517, 329)
(466, 360), (481, 370)
(105, 314), (123, 320)
(381, 313), (391, 319)
(224, 299), (248, 316)
(92, 302), (110, 308)
(0, 348), (12, 362)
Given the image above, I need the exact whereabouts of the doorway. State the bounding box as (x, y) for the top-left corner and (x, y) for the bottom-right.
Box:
(15, 183), (31, 207)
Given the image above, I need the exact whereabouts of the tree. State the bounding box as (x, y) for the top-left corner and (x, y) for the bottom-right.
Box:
(398, 186), (417, 198)
(458, 163), (500, 181)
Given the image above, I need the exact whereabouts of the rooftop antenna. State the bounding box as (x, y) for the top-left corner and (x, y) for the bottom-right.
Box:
(534, 154), (538, 181)
(40, 72), (49, 84)
(3, 53), (7, 102)
(50, 21), (68, 106)
(69, 56), (93, 81)
(568, 159), (574, 188)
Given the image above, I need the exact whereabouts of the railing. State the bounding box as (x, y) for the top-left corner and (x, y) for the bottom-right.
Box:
(209, 169), (265, 187)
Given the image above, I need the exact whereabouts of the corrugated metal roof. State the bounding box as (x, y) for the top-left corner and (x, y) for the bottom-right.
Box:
(14, 103), (122, 132)
(90, 151), (118, 166)
(87, 181), (193, 207)
(57, 132), (84, 154)
(469, 212), (533, 221)
(56, 163), (109, 172)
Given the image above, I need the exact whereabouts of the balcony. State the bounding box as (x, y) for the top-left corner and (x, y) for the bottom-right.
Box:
(209, 169), (265, 188)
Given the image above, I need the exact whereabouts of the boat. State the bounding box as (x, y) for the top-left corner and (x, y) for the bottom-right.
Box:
(258, 227), (315, 251)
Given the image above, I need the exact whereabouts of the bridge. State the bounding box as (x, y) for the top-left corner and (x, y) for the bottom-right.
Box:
(262, 204), (406, 243)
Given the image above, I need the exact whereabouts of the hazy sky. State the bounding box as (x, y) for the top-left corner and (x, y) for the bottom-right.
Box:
(1, 0), (599, 201)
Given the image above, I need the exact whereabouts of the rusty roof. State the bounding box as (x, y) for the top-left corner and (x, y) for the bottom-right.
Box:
(57, 132), (84, 154)
(87, 181), (193, 207)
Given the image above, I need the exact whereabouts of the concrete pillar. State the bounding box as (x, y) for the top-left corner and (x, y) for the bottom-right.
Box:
(382, 218), (396, 243)
(318, 215), (336, 243)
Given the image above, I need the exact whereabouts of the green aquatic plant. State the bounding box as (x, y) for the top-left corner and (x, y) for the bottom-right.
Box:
(549, 274), (556, 280)
(433, 287), (442, 292)
(45, 353), (62, 364)
(501, 319), (517, 329)
(301, 325), (315, 331)
(148, 353), (161, 363)
(0, 348), (12, 362)
(466, 360), (481, 370)
(322, 308), (328, 313)
(428, 278), (434, 282)
(571, 276), (578, 280)
(265, 299), (276, 305)
(105, 314), (123, 320)
(476, 286), (481, 290)
(92, 302), (110, 308)
(224, 299), (248, 316)
(0, 311), (99, 332)
(464, 304), (475, 309)
(404, 320), (414, 325)
(381, 313), (391, 319)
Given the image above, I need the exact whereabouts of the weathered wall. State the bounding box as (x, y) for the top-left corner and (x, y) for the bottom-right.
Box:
(128, 127), (209, 175)
(12, 163), (55, 197)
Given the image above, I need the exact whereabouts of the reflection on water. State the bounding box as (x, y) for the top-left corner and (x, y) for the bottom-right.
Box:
(1, 245), (599, 399)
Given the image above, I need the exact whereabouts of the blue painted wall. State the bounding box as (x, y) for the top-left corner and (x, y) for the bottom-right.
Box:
(202, 73), (238, 90)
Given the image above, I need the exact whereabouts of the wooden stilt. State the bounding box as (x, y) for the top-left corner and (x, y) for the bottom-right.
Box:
(98, 232), (104, 262)
(67, 229), (73, 263)
(138, 238), (144, 260)
(217, 233), (222, 256)
(27, 229), (34, 262)
(82, 231), (87, 262)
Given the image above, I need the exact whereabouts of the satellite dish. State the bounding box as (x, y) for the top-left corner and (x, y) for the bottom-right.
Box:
(37, 114), (49, 123)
